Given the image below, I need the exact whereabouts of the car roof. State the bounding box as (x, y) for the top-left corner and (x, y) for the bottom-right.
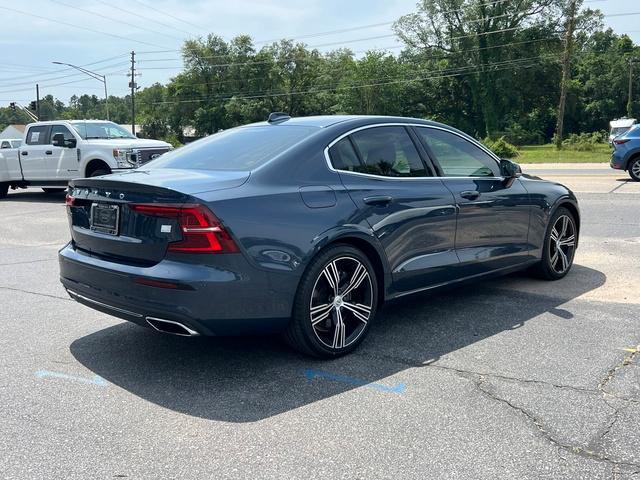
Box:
(246, 115), (448, 129)
(610, 118), (636, 128)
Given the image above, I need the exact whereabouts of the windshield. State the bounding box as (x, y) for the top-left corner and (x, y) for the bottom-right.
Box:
(71, 122), (136, 140)
(146, 125), (319, 171)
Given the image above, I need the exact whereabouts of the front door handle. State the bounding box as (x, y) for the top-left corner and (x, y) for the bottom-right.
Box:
(45, 150), (53, 155)
(363, 195), (393, 206)
(21, 151), (28, 156)
(460, 190), (481, 200)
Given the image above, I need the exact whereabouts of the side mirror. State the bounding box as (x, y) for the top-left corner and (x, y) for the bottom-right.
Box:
(64, 138), (77, 148)
(500, 159), (522, 187)
(52, 133), (65, 147)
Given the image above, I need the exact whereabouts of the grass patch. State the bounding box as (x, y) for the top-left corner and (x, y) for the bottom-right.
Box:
(517, 144), (611, 164)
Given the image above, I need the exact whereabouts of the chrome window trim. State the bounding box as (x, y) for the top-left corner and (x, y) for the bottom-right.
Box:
(323, 122), (503, 181)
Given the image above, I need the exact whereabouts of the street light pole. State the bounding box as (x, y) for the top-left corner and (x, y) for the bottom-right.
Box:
(52, 61), (109, 120)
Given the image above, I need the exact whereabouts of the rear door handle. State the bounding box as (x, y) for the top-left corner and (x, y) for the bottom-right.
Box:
(363, 195), (393, 206)
(21, 151), (28, 156)
(45, 150), (53, 155)
(460, 190), (480, 200)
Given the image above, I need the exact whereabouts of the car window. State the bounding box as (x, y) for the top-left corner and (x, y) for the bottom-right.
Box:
(26, 126), (49, 146)
(328, 138), (361, 171)
(12, 140), (21, 148)
(147, 125), (319, 171)
(49, 125), (75, 143)
(415, 127), (498, 177)
(344, 126), (429, 177)
(0, 141), (10, 149)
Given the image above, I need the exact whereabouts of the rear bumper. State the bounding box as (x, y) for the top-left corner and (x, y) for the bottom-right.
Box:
(610, 151), (629, 170)
(59, 243), (297, 336)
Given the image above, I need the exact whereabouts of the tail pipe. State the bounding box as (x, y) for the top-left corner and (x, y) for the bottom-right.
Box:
(146, 317), (200, 337)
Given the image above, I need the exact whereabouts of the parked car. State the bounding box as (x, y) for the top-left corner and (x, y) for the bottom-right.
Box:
(610, 124), (640, 181)
(0, 120), (172, 198)
(609, 117), (636, 144)
(59, 114), (580, 358)
(0, 139), (22, 149)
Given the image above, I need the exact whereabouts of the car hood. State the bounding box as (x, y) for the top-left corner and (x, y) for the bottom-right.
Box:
(83, 138), (172, 149)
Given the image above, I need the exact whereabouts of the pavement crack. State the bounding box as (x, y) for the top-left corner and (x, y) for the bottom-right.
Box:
(0, 285), (71, 302)
(470, 373), (640, 470)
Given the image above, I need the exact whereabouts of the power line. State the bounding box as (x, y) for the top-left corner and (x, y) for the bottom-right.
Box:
(51, 0), (185, 42)
(130, 0), (207, 31)
(138, 54), (560, 106)
(0, 54), (129, 82)
(0, 61), (130, 89)
(135, 37), (558, 91)
(0, 6), (171, 49)
(93, 0), (194, 37)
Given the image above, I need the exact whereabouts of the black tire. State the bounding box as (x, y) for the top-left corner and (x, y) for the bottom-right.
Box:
(42, 188), (66, 194)
(0, 182), (8, 199)
(285, 244), (378, 358)
(531, 206), (577, 281)
(629, 156), (640, 182)
(89, 169), (110, 178)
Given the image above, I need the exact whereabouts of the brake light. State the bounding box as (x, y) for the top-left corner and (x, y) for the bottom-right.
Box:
(65, 193), (76, 207)
(128, 203), (239, 254)
(613, 138), (630, 145)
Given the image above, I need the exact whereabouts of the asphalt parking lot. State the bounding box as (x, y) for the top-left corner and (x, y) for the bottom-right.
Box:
(1, 164), (639, 479)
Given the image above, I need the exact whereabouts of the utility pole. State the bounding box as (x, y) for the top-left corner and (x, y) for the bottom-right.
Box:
(129, 51), (137, 136)
(555, 0), (578, 150)
(35, 84), (40, 120)
(628, 58), (637, 118)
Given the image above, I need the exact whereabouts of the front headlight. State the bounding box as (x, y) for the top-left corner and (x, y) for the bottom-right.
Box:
(113, 148), (135, 168)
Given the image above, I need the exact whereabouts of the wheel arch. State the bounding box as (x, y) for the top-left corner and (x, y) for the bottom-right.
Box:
(84, 159), (112, 178)
(305, 228), (391, 305)
(549, 197), (581, 245)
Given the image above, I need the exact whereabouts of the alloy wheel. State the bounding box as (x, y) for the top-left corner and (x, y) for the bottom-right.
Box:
(631, 159), (640, 180)
(549, 214), (576, 275)
(309, 256), (374, 350)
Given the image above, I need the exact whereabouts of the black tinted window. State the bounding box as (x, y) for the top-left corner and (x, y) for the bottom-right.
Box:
(0, 141), (10, 149)
(147, 126), (318, 171)
(415, 127), (498, 177)
(49, 125), (75, 143)
(26, 126), (48, 145)
(329, 138), (361, 171)
(346, 126), (428, 177)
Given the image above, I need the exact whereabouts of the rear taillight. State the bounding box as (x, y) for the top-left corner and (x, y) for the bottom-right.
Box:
(613, 138), (630, 145)
(65, 194), (76, 207)
(128, 203), (239, 254)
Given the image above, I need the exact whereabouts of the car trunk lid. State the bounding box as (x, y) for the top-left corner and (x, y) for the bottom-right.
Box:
(67, 169), (248, 265)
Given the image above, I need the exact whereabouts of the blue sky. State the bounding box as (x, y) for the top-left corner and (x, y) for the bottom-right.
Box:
(0, 0), (638, 107)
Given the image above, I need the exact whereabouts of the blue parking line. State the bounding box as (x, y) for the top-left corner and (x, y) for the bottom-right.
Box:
(305, 369), (406, 394)
(35, 370), (108, 387)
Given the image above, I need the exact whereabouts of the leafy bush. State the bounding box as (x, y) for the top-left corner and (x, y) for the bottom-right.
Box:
(498, 123), (545, 146)
(483, 136), (520, 159)
(560, 131), (608, 151)
(162, 133), (183, 148)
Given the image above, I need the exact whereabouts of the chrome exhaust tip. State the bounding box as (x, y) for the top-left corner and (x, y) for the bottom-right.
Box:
(146, 317), (200, 337)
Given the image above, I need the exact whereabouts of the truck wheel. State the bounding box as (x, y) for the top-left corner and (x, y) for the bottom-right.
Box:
(0, 183), (8, 199)
(42, 188), (66, 194)
(629, 157), (640, 182)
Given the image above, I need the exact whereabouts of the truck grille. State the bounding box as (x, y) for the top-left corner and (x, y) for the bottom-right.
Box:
(132, 147), (170, 165)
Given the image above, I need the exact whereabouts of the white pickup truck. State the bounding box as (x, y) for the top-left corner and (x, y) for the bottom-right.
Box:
(0, 120), (172, 198)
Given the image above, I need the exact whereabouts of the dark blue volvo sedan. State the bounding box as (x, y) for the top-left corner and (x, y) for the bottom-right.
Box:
(59, 114), (580, 357)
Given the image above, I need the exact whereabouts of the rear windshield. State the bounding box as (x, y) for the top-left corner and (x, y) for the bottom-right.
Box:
(146, 125), (318, 171)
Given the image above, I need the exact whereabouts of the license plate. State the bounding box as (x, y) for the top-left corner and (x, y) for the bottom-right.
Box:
(90, 203), (120, 235)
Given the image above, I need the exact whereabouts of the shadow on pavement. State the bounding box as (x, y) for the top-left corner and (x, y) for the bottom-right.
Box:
(5, 189), (66, 203)
(70, 264), (606, 422)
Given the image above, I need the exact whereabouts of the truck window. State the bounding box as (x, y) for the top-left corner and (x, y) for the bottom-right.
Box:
(49, 125), (75, 143)
(26, 126), (49, 145)
(0, 141), (10, 149)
